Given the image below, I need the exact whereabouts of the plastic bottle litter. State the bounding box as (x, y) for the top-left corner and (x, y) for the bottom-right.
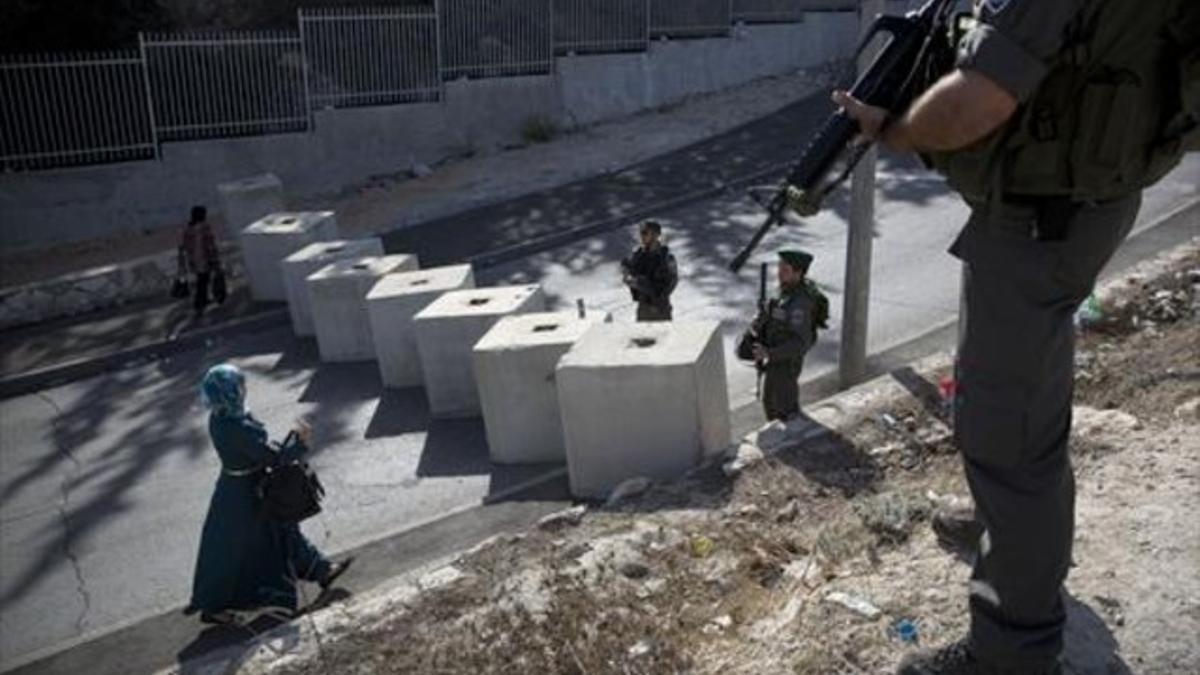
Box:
(891, 618), (920, 644)
(824, 591), (882, 619)
(689, 534), (715, 558)
(1074, 294), (1103, 329)
(937, 376), (957, 403)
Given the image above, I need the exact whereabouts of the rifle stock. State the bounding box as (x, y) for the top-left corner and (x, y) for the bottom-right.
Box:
(728, 0), (956, 273)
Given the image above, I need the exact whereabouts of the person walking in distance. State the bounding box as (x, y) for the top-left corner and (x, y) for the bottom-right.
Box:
(179, 205), (222, 318)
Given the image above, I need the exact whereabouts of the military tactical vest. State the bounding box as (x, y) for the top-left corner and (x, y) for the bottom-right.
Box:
(931, 0), (1199, 202)
(802, 279), (830, 332)
(758, 297), (806, 363)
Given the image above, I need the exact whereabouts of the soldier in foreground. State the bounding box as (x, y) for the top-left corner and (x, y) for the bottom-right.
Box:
(832, 0), (1198, 672)
(738, 250), (828, 422)
(621, 220), (678, 321)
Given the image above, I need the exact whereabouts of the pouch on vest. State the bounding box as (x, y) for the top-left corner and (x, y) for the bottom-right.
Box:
(930, 0), (1197, 201)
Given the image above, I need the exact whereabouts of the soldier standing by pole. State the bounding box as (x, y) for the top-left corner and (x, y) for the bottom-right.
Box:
(737, 250), (829, 422)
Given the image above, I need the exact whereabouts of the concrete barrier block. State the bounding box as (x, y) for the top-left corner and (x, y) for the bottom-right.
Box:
(413, 285), (546, 419)
(282, 238), (384, 336)
(217, 173), (284, 238)
(309, 254), (418, 362)
(366, 264), (475, 389)
(556, 320), (731, 499)
(473, 311), (605, 464)
(240, 211), (340, 301)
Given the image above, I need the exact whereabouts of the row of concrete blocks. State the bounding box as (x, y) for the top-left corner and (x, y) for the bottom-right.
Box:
(220, 176), (732, 499)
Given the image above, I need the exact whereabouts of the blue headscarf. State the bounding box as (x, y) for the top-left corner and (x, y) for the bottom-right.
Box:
(201, 363), (246, 418)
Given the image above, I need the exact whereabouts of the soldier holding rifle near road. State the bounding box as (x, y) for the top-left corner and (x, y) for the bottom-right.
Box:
(737, 251), (828, 422)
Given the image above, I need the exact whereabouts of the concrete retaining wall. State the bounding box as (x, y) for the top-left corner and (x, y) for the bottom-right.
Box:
(560, 16), (856, 126)
(0, 245), (245, 330)
(0, 13), (857, 254)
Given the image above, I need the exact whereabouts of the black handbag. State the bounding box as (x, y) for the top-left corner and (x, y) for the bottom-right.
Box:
(170, 276), (191, 299)
(211, 265), (228, 305)
(258, 433), (325, 523)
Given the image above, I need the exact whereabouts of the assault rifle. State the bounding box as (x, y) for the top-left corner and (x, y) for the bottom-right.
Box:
(729, 0), (959, 273)
(736, 262), (771, 399)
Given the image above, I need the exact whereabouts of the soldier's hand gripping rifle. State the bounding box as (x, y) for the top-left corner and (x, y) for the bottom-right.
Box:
(728, 0), (958, 273)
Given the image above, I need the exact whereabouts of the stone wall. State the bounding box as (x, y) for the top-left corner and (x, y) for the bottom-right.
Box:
(0, 245), (245, 330)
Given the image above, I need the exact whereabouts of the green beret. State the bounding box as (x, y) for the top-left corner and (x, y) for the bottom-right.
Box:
(778, 250), (813, 272)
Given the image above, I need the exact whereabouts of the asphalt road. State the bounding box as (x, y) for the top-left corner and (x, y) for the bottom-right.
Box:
(1, 150), (1195, 671)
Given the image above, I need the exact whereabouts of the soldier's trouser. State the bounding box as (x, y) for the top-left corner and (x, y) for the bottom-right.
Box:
(952, 193), (1140, 668)
(636, 301), (672, 322)
(762, 361), (802, 421)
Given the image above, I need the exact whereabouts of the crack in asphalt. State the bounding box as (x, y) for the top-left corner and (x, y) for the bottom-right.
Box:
(35, 391), (93, 637)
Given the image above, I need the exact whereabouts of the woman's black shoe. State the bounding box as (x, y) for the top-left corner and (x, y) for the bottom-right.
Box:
(199, 610), (240, 626)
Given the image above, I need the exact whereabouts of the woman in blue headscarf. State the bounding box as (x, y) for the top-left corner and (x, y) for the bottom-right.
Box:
(185, 363), (351, 624)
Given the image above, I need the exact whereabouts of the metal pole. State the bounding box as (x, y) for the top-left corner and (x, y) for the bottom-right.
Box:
(837, 0), (885, 389)
(434, 0), (446, 91)
(298, 10), (314, 130)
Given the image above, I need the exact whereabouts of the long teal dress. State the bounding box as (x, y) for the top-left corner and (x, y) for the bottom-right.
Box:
(186, 413), (330, 614)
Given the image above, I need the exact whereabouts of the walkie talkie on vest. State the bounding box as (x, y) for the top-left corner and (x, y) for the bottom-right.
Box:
(729, 0), (959, 273)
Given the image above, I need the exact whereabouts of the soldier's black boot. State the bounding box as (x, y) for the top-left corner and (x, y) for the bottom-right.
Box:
(931, 508), (984, 557)
(897, 639), (1062, 675)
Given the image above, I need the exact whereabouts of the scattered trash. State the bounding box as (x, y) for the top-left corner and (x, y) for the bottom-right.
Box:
(824, 591), (882, 620)
(1094, 595), (1126, 627)
(891, 618), (920, 643)
(537, 505), (587, 531)
(1075, 293), (1103, 329)
(722, 443), (764, 477)
(937, 376), (957, 403)
(869, 442), (902, 457)
(607, 476), (652, 506)
(703, 614), (735, 634)
(627, 639), (653, 658)
(1145, 288), (1189, 322)
(689, 534), (715, 559)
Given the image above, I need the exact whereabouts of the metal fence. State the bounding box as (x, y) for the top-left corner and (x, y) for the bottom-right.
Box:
(733, 0), (806, 23)
(649, 0), (733, 38)
(0, 51), (156, 171)
(1, 1), (839, 171)
(440, 0), (555, 79)
(300, 7), (441, 109)
(142, 31), (307, 141)
(796, 0), (860, 10)
(553, 0), (648, 54)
